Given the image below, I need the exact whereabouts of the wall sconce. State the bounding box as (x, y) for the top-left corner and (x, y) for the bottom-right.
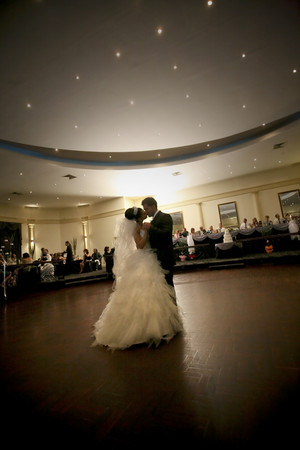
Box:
(28, 223), (35, 259)
(82, 220), (88, 250)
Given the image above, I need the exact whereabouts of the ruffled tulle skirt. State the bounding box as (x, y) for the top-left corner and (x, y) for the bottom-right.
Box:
(92, 249), (183, 350)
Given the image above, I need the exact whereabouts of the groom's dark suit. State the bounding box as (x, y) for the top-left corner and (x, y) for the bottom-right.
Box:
(148, 210), (175, 287)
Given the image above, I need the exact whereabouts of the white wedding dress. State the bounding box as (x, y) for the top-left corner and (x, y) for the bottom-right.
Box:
(92, 218), (183, 350)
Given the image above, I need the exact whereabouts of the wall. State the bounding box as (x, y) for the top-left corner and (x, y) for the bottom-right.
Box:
(0, 165), (299, 257)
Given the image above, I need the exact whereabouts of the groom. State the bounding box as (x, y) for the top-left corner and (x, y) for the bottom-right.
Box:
(142, 197), (176, 293)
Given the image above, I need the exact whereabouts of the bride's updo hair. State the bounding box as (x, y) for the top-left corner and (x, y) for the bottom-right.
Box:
(125, 207), (143, 221)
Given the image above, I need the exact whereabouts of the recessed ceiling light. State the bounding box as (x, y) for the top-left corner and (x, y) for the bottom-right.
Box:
(186, 94), (190, 99)
(157, 153), (161, 157)
(173, 65), (178, 70)
(116, 51), (121, 58)
(242, 53), (246, 58)
(157, 27), (163, 35)
(26, 103), (31, 108)
(208, 1), (213, 5)
(19, 172), (23, 175)
(8, 198), (11, 201)
(29, 190), (32, 194)
(242, 104), (246, 108)
(292, 68), (297, 73)
(75, 75), (80, 80)
(207, 144), (210, 147)
(109, 155), (112, 158)
(74, 125), (78, 128)
(55, 148), (58, 152)
(130, 100), (134, 105)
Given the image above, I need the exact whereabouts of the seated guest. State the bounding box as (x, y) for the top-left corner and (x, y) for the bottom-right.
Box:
(207, 225), (214, 233)
(217, 223), (225, 233)
(284, 213), (291, 223)
(251, 217), (259, 228)
(91, 248), (102, 270)
(173, 230), (180, 239)
(7, 253), (18, 264)
(198, 226), (206, 235)
(263, 215), (273, 226)
(40, 256), (55, 282)
(40, 248), (51, 261)
(80, 249), (92, 273)
(273, 213), (283, 224)
(240, 218), (250, 229)
(21, 252), (34, 264)
(181, 227), (188, 237)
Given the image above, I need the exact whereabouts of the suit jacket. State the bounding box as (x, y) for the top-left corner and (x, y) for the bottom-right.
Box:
(148, 211), (175, 271)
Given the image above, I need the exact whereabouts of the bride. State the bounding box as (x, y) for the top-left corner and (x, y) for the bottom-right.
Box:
(92, 207), (183, 350)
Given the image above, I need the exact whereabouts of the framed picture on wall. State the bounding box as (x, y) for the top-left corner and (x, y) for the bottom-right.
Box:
(218, 201), (239, 228)
(170, 212), (184, 234)
(278, 190), (300, 217)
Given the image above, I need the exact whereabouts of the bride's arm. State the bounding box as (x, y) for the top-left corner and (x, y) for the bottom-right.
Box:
(134, 225), (148, 249)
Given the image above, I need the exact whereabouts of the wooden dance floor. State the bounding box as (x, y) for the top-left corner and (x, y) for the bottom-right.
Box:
(1, 264), (299, 448)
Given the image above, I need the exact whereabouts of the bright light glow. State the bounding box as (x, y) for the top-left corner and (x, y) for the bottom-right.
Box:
(208, 1), (213, 5)
(116, 51), (121, 57)
(157, 27), (163, 35)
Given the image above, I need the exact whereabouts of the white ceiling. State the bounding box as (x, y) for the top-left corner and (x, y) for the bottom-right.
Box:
(0, 0), (299, 209)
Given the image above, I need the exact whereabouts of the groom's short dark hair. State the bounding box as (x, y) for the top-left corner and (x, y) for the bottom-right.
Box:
(142, 197), (157, 208)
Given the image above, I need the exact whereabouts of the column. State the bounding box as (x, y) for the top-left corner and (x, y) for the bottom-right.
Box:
(252, 192), (262, 222)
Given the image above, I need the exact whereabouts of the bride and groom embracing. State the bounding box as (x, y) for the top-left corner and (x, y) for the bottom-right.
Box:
(92, 197), (183, 351)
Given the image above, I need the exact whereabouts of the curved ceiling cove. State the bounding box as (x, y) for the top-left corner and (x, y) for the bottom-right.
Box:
(1, 112), (299, 170)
